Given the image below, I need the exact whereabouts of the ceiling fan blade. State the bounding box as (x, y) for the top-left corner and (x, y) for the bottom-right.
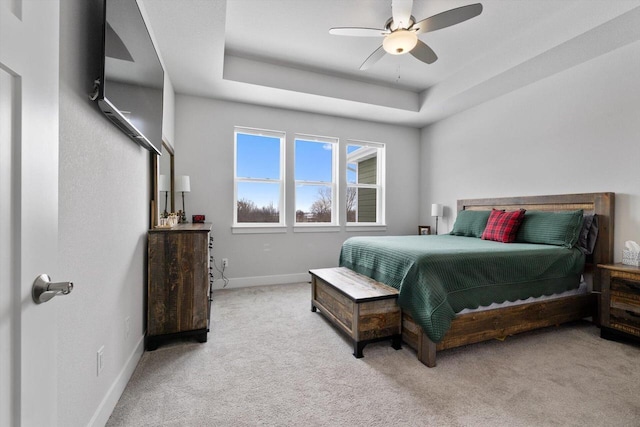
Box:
(360, 46), (386, 70)
(391, 0), (414, 30)
(410, 40), (438, 64)
(413, 3), (483, 35)
(329, 27), (387, 37)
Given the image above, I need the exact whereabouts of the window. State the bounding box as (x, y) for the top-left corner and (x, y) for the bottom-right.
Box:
(234, 127), (285, 227)
(294, 135), (338, 225)
(346, 141), (385, 225)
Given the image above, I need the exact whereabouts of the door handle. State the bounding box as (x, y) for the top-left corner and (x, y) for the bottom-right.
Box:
(32, 274), (73, 304)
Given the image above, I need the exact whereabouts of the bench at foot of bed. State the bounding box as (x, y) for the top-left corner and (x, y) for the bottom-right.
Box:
(309, 267), (402, 358)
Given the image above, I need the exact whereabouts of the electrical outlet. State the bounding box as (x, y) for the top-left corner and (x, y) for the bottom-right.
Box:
(222, 258), (228, 268)
(124, 316), (131, 339)
(97, 346), (105, 376)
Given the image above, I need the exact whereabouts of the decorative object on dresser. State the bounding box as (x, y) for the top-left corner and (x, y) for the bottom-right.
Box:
(310, 267), (402, 358)
(599, 263), (640, 344)
(431, 203), (444, 235)
(147, 223), (212, 350)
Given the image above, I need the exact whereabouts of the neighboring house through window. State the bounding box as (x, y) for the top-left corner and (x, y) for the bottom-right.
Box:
(234, 127), (285, 228)
(346, 141), (385, 225)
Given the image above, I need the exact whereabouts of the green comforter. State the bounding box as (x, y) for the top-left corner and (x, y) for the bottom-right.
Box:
(339, 234), (585, 342)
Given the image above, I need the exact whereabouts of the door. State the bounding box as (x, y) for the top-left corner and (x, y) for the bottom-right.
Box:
(1, 0), (60, 426)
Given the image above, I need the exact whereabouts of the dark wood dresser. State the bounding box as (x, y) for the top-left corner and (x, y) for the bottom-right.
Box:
(599, 263), (640, 343)
(146, 223), (212, 350)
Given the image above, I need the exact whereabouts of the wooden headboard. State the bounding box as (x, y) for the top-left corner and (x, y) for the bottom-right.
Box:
(457, 193), (615, 288)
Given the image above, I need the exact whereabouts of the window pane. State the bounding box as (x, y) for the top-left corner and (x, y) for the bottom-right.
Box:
(346, 145), (377, 184)
(237, 133), (280, 179)
(237, 182), (280, 223)
(357, 157), (377, 184)
(296, 184), (332, 223)
(357, 188), (377, 222)
(347, 162), (357, 185)
(347, 187), (377, 223)
(347, 145), (359, 184)
(295, 139), (333, 182)
(346, 187), (357, 222)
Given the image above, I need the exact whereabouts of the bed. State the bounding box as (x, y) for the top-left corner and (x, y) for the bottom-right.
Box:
(340, 192), (614, 367)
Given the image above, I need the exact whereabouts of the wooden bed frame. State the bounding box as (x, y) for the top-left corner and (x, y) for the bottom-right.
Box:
(402, 192), (615, 367)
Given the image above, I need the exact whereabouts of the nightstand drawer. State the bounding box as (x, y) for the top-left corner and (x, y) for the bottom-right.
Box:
(609, 307), (640, 336)
(610, 277), (640, 296)
(611, 294), (640, 313)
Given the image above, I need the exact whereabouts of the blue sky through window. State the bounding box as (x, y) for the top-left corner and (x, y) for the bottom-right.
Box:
(236, 132), (336, 213)
(295, 139), (333, 211)
(295, 140), (332, 181)
(237, 133), (280, 179)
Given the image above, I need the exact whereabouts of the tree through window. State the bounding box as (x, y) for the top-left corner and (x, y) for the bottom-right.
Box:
(234, 127), (285, 226)
(294, 135), (338, 225)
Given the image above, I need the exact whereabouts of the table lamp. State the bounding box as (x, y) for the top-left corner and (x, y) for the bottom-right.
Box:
(175, 175), (191, 222)
(431, 203), (444, 235)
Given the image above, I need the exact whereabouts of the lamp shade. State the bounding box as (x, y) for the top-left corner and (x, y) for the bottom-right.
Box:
(431, 203), (444, 217)
(175, 175), (191, 193)
(158, 174), (170, 192)
(383, 30), (418, 55)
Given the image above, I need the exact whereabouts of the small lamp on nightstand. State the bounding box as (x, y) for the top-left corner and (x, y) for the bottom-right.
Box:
(431, 203), (444, 235)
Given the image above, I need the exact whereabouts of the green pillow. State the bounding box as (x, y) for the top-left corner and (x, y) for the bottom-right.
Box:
(450, 210), (491, 238)
(515, 210), (584, 248)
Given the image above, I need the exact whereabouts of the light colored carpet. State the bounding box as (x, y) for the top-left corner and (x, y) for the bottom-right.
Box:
(107, 283), (640, 426)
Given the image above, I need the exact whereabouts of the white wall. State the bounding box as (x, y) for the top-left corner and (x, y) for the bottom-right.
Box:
(57, 0), (149, 425)
(420, 39), (640, 260)
(175, 96), (421, 288)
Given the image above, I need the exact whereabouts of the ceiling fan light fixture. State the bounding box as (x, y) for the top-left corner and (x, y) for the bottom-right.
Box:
(383, 29), (418, 55)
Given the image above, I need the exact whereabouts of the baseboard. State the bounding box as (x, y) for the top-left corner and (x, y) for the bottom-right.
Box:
(88, 334), (145, 427)
(214, 272), (311, 289)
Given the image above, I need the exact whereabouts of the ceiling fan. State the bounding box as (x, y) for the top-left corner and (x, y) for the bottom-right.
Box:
(329, 0), (483, 70)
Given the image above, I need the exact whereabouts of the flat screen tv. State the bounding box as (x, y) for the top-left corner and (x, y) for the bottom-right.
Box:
(96, 0), (164, 154)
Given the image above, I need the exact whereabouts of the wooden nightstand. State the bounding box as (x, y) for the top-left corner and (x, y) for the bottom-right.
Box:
(598, 263), (640, 344)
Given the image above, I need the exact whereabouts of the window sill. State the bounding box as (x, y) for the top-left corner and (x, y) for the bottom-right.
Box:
(293, 225), (340, 233)
(346, 224), (387, 232)
(232, 225), (287, 234)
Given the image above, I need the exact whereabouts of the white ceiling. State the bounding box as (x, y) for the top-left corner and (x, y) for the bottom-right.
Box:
(141, 0), (640, 128)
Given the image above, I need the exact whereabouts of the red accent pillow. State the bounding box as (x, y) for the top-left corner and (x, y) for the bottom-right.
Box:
(481, 209), (526, 243)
